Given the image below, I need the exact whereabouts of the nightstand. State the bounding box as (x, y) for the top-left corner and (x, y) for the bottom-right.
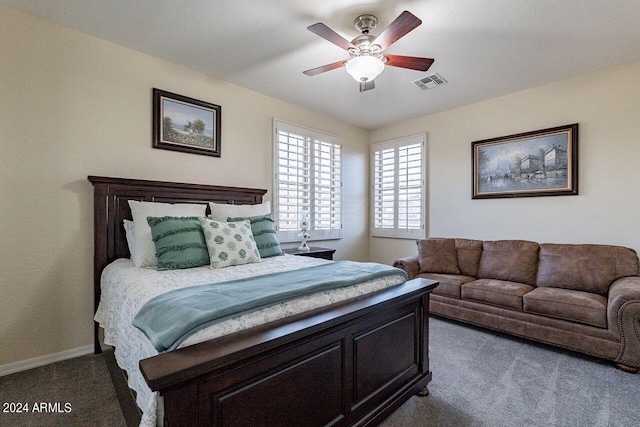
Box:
(283, 246), (336, 260)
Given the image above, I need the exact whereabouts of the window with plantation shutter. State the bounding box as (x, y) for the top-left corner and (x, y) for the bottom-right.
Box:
(273, 120), (343, 242)
(371, 134), (426, 239)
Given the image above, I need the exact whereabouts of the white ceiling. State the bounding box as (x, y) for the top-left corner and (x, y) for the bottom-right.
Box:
(3, 0), (640, 130)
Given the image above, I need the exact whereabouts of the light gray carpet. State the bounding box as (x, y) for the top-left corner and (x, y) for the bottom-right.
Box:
(1, 317), (637, 426)
(381, 317), (640, 427)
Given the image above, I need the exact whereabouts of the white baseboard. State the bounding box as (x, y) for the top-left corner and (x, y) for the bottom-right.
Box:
(0, 345), (94, 377)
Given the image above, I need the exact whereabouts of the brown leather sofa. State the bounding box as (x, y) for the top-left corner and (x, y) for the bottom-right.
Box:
(393, 238), (640, 372)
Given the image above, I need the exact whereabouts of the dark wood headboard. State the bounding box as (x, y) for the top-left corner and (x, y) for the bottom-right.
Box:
(88, 176), (267, 352)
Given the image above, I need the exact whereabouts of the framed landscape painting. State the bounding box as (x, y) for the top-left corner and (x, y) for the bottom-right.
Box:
(472, 124), (578, 199)
(153, 89), (221, 157)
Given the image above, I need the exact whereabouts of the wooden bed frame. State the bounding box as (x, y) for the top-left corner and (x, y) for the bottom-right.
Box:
(89, 175), (438, 427)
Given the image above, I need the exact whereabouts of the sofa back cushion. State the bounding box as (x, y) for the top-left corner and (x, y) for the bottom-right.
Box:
(537, 244), (639, 295)
(477, 240), (540, 286)
(455, 238), (483, 277)
(417, 238), (460, 274)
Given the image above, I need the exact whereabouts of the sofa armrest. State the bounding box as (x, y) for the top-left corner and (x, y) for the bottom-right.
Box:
(607, 276), (640, 368)
(393, 255), (420, 280)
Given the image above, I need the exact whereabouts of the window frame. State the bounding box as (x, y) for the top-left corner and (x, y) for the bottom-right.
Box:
(273, 119), (343, 243)
(370, 133), (427, 239)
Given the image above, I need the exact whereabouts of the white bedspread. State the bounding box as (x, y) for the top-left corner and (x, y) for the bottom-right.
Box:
(94, 255), (406, 426)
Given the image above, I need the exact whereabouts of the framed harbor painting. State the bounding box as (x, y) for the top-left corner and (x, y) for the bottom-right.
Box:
(153, 89), (221, 157)
(472, 124), (578, 199)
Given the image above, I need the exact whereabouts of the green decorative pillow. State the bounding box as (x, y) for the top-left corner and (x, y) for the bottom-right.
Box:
(146, 217), (210, 270)
(227, 213), (284, 258)
(129, 200), (207, 267)
(198, 218), (261, 268)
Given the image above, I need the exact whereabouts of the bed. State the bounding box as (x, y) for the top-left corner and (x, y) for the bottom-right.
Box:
(89, 175), (438, 427)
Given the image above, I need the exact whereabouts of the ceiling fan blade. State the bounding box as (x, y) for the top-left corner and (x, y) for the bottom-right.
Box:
(303, 60), (348, 76)
(384, 54), (434, 71)
(308, 23), (355, 51)
(372, 11), (422, 51)
(359, 80), (375, 92)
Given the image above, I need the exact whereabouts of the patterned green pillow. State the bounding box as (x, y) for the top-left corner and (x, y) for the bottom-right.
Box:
(227, 213), (284, 258)
(146, 216), (210, 270)
(198, 218), (261, 268)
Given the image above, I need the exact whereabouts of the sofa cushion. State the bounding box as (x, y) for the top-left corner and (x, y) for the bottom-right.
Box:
(417, 238), (460, 274)
(537, 244), (638, 296)
(416, 273), (476, 299)
(523, 287), (607, 328)
(455, 238), (483, 277)
(477, 240), (539, 286)
(461, 279), (534, 310)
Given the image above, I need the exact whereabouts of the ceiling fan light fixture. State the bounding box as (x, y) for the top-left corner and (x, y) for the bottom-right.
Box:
(345, 55), (384, 83)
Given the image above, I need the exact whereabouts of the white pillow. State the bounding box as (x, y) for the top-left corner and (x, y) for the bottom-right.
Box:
(123, 219), (136, 259)
(208, 201), (271, 221)
(128, 200), (207, 267)
(199, 218), (261, 268)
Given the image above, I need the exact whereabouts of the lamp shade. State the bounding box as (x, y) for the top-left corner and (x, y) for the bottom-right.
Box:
(345, 55), (384, 82)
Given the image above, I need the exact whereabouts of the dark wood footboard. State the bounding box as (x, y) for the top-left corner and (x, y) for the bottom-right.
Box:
(140, 278), (437, 427)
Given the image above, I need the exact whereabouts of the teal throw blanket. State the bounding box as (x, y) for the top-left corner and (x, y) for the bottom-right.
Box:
(133, 261), (407, 352)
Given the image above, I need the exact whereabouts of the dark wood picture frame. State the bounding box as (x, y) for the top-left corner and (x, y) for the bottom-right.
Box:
(472, 123), (578, 199)
(153, 88), (221, 157)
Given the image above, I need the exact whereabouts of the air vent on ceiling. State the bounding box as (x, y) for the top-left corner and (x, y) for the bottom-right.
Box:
(411, 73), (447, 90)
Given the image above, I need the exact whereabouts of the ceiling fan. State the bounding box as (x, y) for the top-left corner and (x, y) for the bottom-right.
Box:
(303, 11), (434, 92)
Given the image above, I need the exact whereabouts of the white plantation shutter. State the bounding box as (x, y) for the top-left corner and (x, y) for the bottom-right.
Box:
(276, 126), (310, 234)
(274, 120), (343, 241)
(313, 140), (342, 233)
(371, 134), (426, 239)
(372, 146), (396, 234)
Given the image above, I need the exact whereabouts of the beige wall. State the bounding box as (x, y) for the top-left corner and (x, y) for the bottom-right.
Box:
(3, 3), (639, 370)
(0, 7), (369, 368)
(370, 60), (640, 264)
